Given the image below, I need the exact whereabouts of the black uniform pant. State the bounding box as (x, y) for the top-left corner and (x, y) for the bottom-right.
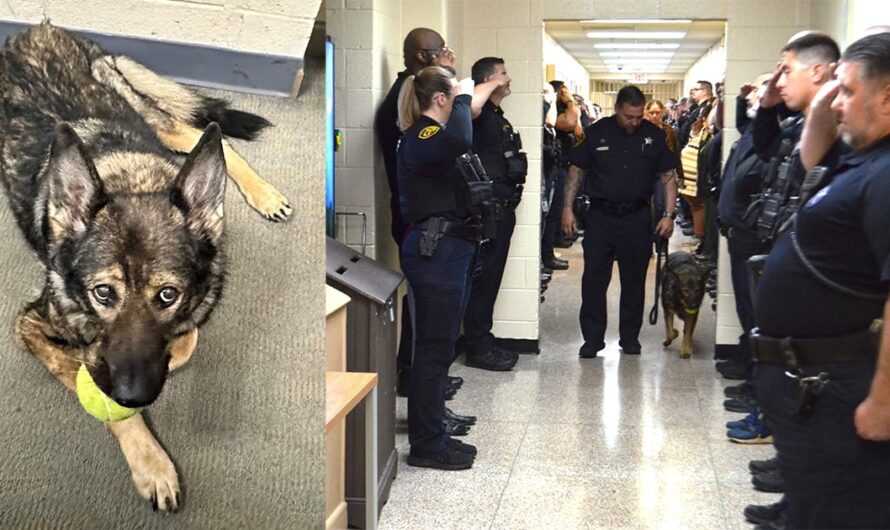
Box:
(396, 292), (412, 389)
(755, 361), (890, 529)
(542, 166), (566, 262)
(580, 207), (651, 350)
(727, 234), (762, 373)
(401, 229), (476, 456)
(463, 206), (516, 356)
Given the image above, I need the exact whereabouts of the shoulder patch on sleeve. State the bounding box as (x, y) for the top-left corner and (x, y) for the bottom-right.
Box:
(573, 131), (586, 148)
(418, 125), (440, 139)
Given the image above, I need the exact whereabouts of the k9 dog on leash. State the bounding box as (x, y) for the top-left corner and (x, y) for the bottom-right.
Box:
(0, 23), (290, 512)
(661, 251), (711, 359)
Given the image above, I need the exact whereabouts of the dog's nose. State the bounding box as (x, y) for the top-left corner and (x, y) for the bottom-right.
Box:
(108, 360), (168, 408)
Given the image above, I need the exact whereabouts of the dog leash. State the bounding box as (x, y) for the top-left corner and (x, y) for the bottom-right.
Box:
(648, 236), (668, 325)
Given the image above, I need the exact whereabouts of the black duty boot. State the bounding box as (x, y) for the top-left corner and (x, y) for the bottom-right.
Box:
(744, 500), (787, 525)
(407, 445), (474, 470)
(444, 407), (477, 425)
(465, 349), (515, 371)
(752, 467), (785, 493)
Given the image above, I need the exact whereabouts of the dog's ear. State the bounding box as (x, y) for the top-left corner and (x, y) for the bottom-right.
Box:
(46, 124), (105, 241)
(175, 122), (226, 242)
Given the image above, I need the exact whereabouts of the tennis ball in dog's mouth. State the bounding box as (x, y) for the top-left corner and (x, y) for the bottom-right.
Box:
(75, 364), (139, 422)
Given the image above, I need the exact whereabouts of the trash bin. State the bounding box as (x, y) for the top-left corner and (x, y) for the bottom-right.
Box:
(326, 237), (404, 528)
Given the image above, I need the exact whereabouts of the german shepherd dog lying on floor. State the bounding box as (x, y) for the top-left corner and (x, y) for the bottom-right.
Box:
(0, 23), (291, 512)
(662, 251), (711, 359)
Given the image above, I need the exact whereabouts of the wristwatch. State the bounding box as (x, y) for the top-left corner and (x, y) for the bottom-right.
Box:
(663, 210), (677, 220)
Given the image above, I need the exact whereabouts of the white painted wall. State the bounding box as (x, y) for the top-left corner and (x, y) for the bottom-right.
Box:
(328, 0), (405, 261)
(846, 0), (890, 43)
(0, 0), (321, 57)
(683, 38), (726, 97)
(543, 31), (590, 97)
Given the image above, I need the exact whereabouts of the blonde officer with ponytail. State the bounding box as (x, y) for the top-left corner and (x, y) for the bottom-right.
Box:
(396, 66), (484, 470)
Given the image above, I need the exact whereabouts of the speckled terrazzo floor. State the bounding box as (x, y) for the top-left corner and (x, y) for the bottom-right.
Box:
(379, 234), (780, 530)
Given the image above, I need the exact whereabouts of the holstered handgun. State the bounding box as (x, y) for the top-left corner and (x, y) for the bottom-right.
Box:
(419, 217), (442, 257)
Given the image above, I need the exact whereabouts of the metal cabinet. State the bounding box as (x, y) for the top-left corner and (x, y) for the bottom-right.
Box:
(326, 237), (404, 528)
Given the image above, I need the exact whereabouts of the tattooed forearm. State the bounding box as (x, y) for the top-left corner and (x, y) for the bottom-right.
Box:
(661, 168), (678, 213)
(659, 168), (677, 185)
(563, 165), (583, 210)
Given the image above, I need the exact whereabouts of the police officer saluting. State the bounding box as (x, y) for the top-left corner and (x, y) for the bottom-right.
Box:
(462, 57), (526, 371)
(397, 66), (493, 470)
(751, 33), (890, 528)
(561, 86), (678, 357)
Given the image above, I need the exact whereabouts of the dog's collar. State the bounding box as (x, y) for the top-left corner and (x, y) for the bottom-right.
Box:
(683, 308), (699, 315)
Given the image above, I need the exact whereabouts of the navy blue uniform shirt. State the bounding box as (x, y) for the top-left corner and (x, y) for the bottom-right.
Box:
(397, 93), (473, 224)
(755, 134), (890, 338)
(473, 100), (519, 198)
(375, 70), (410, 240)
(567, 116), (676, 203)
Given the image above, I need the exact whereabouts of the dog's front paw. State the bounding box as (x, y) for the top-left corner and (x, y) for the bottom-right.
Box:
(679, 348), (692, 359)
(241, 179), (292, 222)
(128, 442), (181, 512)
(109, 415), (182, 512)
(663, 329), (679, 346)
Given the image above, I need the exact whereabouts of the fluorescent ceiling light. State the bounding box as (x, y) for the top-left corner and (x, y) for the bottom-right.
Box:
(587, 31), (686, 39)
(594, 43), (680, 49)
(606, 63), (670, 69)
(602, 59), (671, 65)
(599, 51), (675, 58)
(581, 19), (692, 24)
(608, 66), (666, 73)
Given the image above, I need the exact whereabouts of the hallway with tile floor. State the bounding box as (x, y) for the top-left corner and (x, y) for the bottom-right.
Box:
(379, 239), (782, 529)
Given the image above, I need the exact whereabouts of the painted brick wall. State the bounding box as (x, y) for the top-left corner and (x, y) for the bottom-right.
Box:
(460, 1), (544, 341)
(0, 0), (321, 57)
(328, 0), (404, 261)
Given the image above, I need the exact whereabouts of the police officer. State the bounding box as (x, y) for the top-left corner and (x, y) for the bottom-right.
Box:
(715, 75), (772, 404)
(397, 66), (488, 470)
(720, 33), (840, 385)
(561, 86), (678, 358)
(375, 28), (464, 405)
(751, 33), (890, 528)
(750, 32), (839, 210)
(461, 57), (524, 372)
(542, 80), (580, 271)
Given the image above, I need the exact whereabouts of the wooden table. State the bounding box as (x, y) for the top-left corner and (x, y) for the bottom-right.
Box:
(325, 371), (378, 530)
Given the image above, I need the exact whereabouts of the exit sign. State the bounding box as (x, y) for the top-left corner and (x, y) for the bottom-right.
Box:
(631, 73), (649, 84)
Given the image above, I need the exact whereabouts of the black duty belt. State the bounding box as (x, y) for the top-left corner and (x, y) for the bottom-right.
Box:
(589, 198), (650, 216)
(750, 327), (879, 366)
(418, 216), (482, 242)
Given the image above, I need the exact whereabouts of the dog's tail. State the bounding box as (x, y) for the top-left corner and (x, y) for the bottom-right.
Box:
(106, 56), (272, 140)
(191, 97), (271, 140)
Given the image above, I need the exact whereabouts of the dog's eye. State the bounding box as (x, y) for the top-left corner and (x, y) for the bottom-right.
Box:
(92, 284), (115, 306)
(158, 287), (179, 307)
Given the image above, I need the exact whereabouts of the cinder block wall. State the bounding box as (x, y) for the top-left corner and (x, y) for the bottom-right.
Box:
(327, 0), (404, 262)
(0, 0), (321, 57)
(458, 1), (544, 341)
